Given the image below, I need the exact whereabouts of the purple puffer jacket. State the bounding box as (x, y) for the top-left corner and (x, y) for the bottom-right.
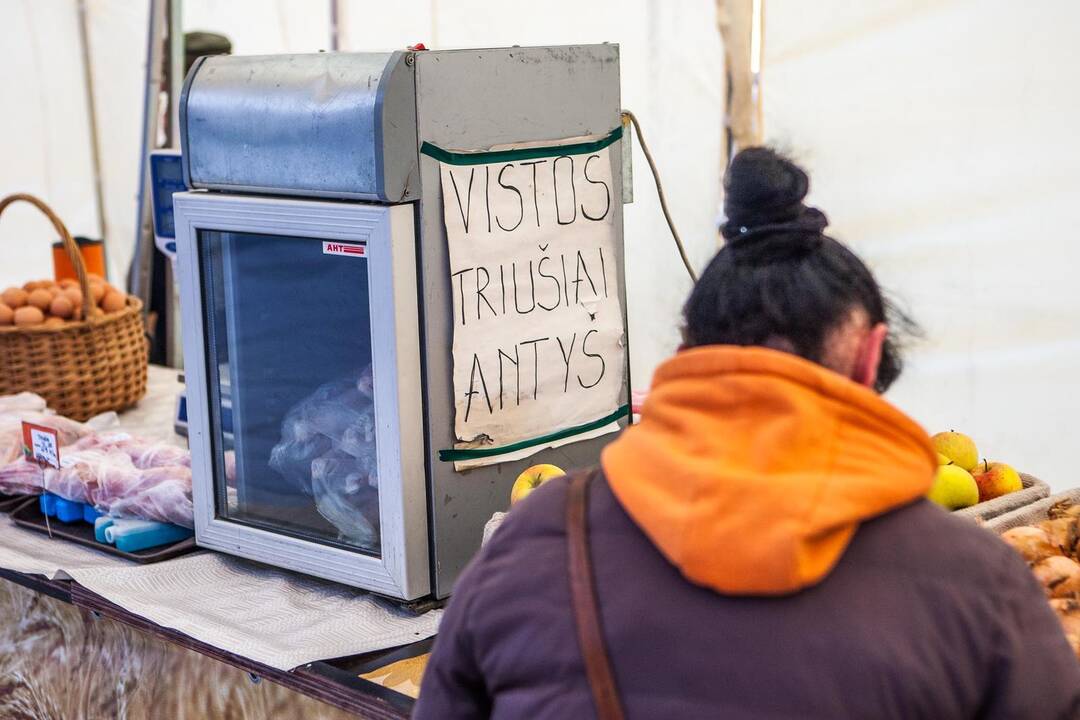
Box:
(414, 474), (1080, 719)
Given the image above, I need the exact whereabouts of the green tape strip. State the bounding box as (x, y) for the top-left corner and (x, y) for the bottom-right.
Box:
(439, 404), (630, 462)
(420, 126), (622, 166)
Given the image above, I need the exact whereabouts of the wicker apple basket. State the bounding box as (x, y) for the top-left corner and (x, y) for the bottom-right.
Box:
(985, 488), (1080, 533)
(0, 193), (147, 420)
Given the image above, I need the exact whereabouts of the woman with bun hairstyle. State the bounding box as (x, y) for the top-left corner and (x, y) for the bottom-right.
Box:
(415, 149), (1080, 719)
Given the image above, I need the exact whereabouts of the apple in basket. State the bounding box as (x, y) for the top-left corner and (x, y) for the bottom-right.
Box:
(971, 460), (1023, 503)
(927, 464), (978, 510)
(510, 464), (566, 505)
(930, 431), (979, 472)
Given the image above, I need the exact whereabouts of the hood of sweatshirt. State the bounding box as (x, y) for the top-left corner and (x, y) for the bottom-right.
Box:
(603, 345), (936, 595)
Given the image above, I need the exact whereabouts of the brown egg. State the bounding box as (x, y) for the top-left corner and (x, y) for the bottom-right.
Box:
(1, 287), (28, 308)
(101, 290), (127, 313)
(90, 283), (107, 304)
(22, 280), (44, 292)
(58, 278), (78, 288)
(62, 286), (83, 307)
(49, 294), (75, 319)
(27, 288), (53, 311)
(13, 306), (44, 327)
(42, 316), (66, 328)
(0, 303), (13, 326)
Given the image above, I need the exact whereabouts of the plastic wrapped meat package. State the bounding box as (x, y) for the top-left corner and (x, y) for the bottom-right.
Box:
(40, 449), (123, 504)
(0, 436), (194, 529)
(68, 433), (191, 469)
(0, 392), (118, 480)
(0, 457), (45, 496)
(0, 410), (93, 466)
(269, 367), (381, 551)
(48, 438), (195, 528)
(0, 393), (95, 494)
(98, 465), (195, 528)
(0, 392), (194, 526)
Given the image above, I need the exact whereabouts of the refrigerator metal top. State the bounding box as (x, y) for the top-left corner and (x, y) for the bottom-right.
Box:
(179, 51), (418, 203)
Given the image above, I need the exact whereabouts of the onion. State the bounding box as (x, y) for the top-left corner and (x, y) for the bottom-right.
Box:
(1050, 599), (1080, 637)
(1033, 556), (1080, 599)
(1001, 526), (1061, 564)
(1038, 518), (1080, 557)
(1048, 500), (1080, 520)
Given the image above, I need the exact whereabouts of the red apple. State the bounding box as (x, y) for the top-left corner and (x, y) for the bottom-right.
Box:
(973, 461), (1022, 502)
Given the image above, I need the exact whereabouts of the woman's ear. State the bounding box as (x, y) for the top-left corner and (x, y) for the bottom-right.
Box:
(853, 323), (888, 389)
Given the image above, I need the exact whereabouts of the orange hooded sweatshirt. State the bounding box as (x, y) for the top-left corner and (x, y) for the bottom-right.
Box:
(603, 345), (937, 596)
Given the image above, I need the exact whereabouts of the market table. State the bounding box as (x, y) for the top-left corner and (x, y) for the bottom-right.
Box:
(0, 366), (433, 719)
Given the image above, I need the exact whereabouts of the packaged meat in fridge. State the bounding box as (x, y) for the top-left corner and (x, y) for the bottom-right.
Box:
(269, 366), (377, 493)
(310, 451), (380, 551)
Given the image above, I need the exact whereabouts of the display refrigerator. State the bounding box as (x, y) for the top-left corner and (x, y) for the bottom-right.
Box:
(174, 45), (630, 601)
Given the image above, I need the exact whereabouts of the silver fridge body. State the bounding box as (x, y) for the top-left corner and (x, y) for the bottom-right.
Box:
(177, 45), (629, 600)
(412, 46), (627, 597)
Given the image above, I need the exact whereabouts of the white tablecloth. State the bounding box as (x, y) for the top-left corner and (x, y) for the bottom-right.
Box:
(0, 366), (442, 670)
(0, 514), (133, 579)
(67, 553), (441, 671)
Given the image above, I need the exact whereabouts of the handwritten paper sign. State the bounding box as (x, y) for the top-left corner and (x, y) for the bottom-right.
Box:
(22, 422), (60, 468)
(423, 129), (628, 469)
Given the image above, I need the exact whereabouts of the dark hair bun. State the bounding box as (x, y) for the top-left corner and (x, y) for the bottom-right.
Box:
(721, 147), (828, 242)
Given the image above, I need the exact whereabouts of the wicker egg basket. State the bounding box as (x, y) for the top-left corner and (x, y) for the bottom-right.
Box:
(0, 193), (147, 421)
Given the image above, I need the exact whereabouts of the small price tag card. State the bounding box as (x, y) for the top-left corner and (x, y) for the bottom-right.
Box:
(22, 422), (60, 469)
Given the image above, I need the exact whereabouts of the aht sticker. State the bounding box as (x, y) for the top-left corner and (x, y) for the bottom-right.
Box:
(322, 242), (366, 258)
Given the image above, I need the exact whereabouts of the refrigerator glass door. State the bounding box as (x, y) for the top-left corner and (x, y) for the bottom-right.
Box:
(200, 229), (382, 555)
(174, 193), (429, 599)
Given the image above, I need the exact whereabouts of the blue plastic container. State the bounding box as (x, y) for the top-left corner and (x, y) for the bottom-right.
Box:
(94, 516), (115, 544)
(103, 518), (193, 553)
(39, 493), (57, 517)
(54, 497), (84, 523)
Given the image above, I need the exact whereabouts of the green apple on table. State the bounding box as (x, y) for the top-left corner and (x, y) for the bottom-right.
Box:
(510, 464), (566, 505)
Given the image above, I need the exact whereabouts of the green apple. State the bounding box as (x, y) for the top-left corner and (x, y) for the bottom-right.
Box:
(931, 431), (979, 471)
(927, 464), (979, 510)
(510, 464), (565, 505)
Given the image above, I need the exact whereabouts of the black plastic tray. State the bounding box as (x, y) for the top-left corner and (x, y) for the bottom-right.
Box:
(10, 497), (197, 564)
(0, 493), (34, 513)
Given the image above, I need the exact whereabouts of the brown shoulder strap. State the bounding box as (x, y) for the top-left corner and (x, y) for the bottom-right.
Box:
(567, 471), (626, 720)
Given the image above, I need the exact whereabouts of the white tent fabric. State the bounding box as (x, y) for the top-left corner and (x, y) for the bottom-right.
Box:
(0, 1), (147, 288)
(1, 2), (101, 284)
(764, 0), (1080, 491)
(2, 0), (723, 393)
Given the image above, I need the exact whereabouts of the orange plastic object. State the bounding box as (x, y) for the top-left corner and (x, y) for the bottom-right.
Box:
(52, 237), (105, 281)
